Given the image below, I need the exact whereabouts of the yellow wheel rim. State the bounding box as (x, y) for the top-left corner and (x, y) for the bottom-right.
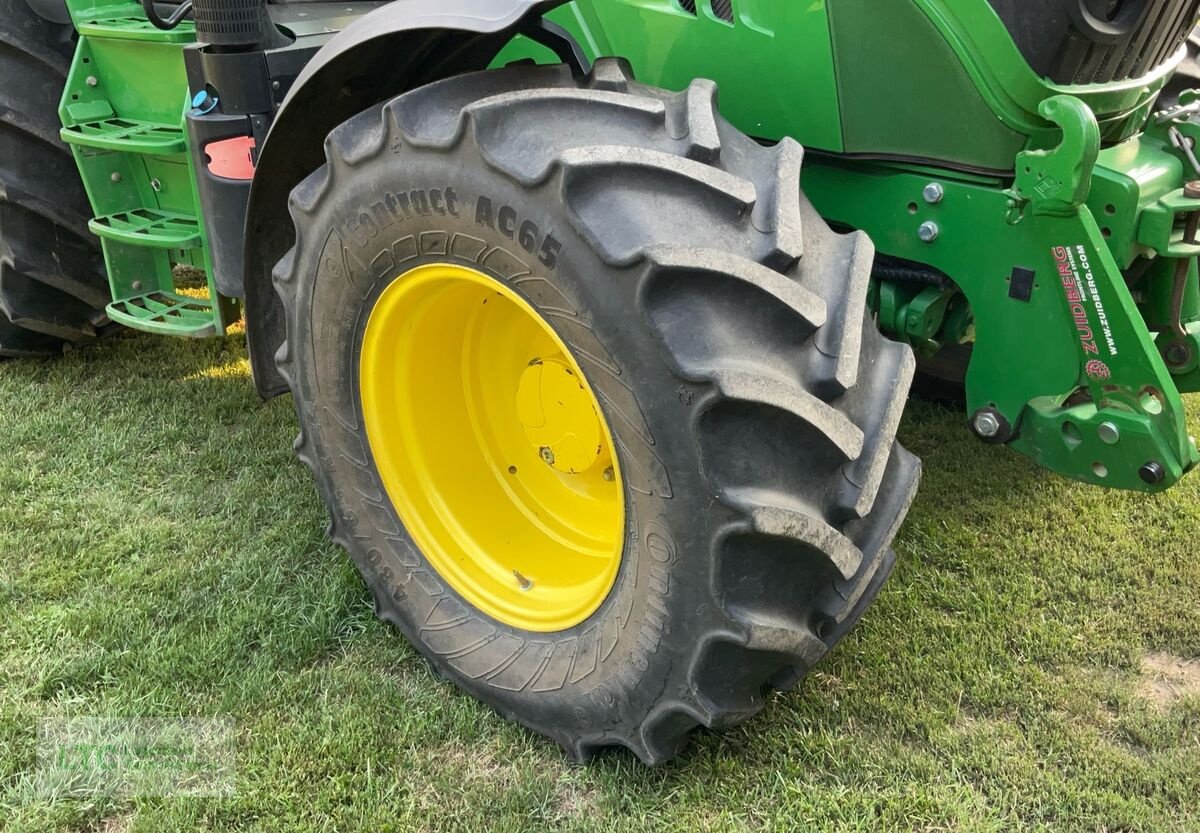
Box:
(359, 263), (625, 632)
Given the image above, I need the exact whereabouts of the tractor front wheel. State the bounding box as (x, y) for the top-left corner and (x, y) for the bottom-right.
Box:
(274, 60), (920, 763)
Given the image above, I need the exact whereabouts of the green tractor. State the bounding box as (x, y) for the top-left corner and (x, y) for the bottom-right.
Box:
(4, 0), (1200, 763)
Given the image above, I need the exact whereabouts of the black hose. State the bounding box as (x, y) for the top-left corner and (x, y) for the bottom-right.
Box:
(873, 264), (951, 289)
(141, 0), (193, 30)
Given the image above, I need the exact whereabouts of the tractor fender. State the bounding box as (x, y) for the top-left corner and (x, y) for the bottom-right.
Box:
(243, 0), (564, 397)
(23, 0), (71, 25)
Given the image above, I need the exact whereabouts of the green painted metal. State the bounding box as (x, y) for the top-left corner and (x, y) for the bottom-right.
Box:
(59, 0), (235, 338)
(876, 283), (970, 357)
(105, 291), (220, 337)
(550, 0), (1178, 168)
(826, 0), (1027, 170)
(89, 208), (202, 248)
(538, 0), (844, 152)
(62, 118), (187, 154)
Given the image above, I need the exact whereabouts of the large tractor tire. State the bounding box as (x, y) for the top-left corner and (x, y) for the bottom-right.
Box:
(274, 60), (920, 764)
(0, 0), (111, 357)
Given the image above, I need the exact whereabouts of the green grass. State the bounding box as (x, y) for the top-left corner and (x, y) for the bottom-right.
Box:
(2, 328), (1199, 833)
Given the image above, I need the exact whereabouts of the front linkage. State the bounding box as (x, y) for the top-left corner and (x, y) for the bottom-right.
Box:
(806, 94), (1200, 493)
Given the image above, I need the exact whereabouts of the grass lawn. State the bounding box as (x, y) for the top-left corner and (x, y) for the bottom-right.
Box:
(1, 327), (1199, 832)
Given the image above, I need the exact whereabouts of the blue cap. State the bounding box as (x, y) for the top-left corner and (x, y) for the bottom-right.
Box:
(191, 90), (217, 115)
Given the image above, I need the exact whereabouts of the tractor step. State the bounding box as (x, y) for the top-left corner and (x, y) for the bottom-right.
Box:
(89, 209), (201, 248)
(105, 291), (218, 337)
(58, 0), (237, 339)
(61, 117), (186, 154)
(74, 7), (195, 42)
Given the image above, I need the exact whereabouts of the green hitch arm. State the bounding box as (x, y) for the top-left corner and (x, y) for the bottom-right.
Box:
(805, 95), (1199, 492)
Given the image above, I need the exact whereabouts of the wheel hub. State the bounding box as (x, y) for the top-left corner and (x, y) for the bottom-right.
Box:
(516, 357), (603, 475)
(358, 262), (624, 632)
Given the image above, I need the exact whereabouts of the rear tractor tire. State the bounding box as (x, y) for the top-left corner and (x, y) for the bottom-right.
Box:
(0, 0), (112, 357)
(274, 59), (921, 764)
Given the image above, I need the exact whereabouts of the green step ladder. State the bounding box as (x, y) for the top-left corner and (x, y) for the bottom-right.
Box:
(58, 0), (237, 338)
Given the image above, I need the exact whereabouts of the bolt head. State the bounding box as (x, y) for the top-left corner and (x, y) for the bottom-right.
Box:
(918, 221), (940, 243)
(1186, 180), (1200, 199)
(85, 75), (98, 87)
(110, 172), (121, 183)
(973, 411), (1001, 438)
(1139, 460), (1166, 485)
(602, 466), (614, 482)
(1165, 341), (1192, 366)
(922, 183), (944, 204)
(1098, 421), (1120, 444)
(539, 447), (555, 465)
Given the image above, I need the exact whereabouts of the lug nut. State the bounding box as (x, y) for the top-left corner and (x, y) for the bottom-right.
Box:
(1098, 422), (1120, 444)
(918, 221), (940, 243)
(922, 183), (944, 204)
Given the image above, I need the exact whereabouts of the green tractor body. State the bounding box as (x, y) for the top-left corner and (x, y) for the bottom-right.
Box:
(4, 0), (1200, 762)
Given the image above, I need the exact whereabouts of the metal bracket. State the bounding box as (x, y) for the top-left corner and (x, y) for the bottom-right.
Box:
(877, 282), (964, 355)
(518, 16), (591, 79)
(1008, 95), (1101, 220)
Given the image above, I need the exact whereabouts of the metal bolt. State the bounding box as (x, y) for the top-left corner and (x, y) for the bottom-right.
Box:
(1139, 460), (1166, 485)
(131, 280), (143, 291)
(973, 411), (1001, 439)
(918, 221), (940, 243)
(1098, 422), (1121, 444)
(150, 178), (162, 192)
(602, 466), (614, 482)
(922, 182), (944, 204)
(1186, 180), (1200, 200)
(85, 75), (98, 87)
(110, 172), (121, 183)
(539, 447), (555, 465)
(512, 570), (533, 591)
(271, 80), (281, 91)
(1165, 341), (1192, 366)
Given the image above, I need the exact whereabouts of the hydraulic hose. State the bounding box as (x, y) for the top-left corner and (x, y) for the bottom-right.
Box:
(141, 0), (193, 30)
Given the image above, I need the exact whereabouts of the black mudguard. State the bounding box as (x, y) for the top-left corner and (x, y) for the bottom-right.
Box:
(243, 0), (563, 397)
(22, 0), (70, 24)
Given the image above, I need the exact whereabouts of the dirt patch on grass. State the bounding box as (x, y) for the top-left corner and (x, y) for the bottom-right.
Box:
(1137, 652), (1200, 708)
(82, 814), (134, 833)
(554, 778), (603, 821)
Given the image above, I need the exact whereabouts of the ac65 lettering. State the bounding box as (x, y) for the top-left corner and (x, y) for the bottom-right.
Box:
(474, 196), (562, 269)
